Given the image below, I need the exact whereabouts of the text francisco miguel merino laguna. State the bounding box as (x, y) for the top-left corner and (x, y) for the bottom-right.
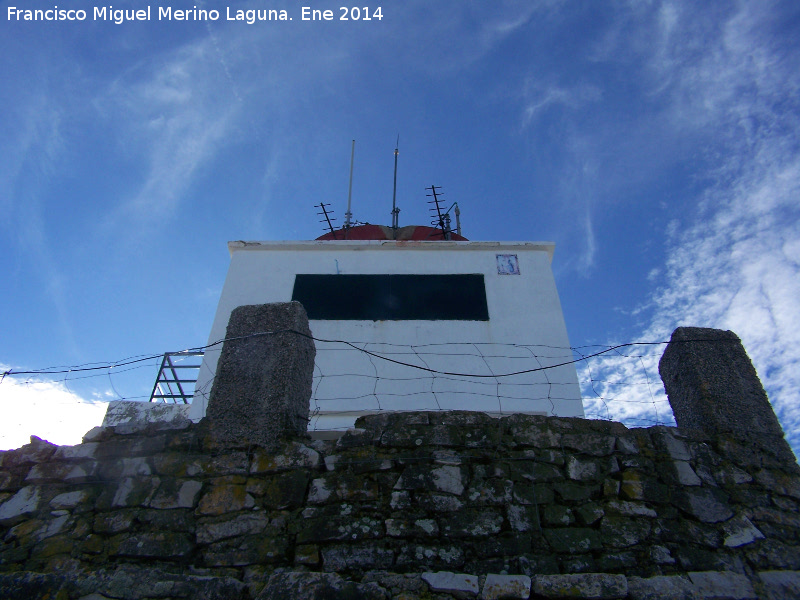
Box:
(8, 5), (385, 24)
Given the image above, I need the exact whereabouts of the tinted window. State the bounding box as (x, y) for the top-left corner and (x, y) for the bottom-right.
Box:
(292, 274), (489, 320)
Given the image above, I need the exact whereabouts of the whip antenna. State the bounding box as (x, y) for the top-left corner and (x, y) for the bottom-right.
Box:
(391, 135), (400, 238)
(344, 140), (355, 234)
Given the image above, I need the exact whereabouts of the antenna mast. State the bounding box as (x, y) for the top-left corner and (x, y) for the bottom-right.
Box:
(317, 203), (338, 239)
(344, 140), (355, 234)
(391, 135), (400, 238)
(426, 185), (451, 239)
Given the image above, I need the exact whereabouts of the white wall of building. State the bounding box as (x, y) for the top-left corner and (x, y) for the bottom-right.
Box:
(189, 240), (584, 431)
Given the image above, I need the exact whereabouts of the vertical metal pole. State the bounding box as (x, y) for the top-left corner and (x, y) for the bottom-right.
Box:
(345, 140), (355, 234)
(391, 136), (400, 238)
(455, 203), (462, 236)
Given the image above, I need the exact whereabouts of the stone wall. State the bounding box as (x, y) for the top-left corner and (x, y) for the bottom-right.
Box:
(0, 322), (798, 599)
(0, 409), (798, 599)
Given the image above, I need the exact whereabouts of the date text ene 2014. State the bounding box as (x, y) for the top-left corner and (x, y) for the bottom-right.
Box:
(302, 7), (383, 21)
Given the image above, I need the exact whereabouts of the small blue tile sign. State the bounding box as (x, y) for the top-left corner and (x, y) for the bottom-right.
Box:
(496, 254), (520, 275)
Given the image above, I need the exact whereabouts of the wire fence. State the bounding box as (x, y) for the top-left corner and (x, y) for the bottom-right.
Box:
(1, 331), (677, 433)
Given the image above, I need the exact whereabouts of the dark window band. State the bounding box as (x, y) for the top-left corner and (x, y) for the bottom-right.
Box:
(292, 274), (489, 321)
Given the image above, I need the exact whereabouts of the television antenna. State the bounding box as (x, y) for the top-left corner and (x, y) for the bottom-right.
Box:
(317, 202), (338, 238)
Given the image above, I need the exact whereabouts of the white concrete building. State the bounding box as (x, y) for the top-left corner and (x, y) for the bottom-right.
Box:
(188, 225), (584, 434)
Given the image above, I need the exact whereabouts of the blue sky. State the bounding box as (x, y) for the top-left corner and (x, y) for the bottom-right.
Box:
(2, 1), (799, 454)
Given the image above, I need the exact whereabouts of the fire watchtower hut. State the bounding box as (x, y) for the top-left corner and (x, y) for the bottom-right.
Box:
(188, 222), (584, 436)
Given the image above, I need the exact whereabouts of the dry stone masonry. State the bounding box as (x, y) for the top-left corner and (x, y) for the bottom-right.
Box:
(0, 317), (797, 599)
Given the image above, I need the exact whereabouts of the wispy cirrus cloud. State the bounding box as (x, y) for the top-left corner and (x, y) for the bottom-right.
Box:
(98, 40), (240, 231)
(580, 0), (800, 454)
(521, 83), (602, 129)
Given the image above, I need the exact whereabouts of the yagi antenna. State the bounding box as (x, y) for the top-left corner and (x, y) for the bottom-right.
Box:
(316, 202), (338, 239)
(391, 135), (400, 238)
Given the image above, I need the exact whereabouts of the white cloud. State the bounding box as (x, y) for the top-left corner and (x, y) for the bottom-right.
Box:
(521, 84), (602, 129)
(0, 369), (109, 450)
(97, 39), (240, 232)
(582, 0), (800, 455)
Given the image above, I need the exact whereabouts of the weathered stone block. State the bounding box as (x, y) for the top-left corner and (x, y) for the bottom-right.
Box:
(654, 431), (692, 461)
(111, 532), (194, 558)
(321, 544), (394, 572)
(505, 414), (561, 447)
(0, 486), (40, 524)
(33, 534), (73, 559)
(474, 533), (532, 558)
(94, 435), (167, 460)
(52, 442), (99, 461)
(2, 437), (57, 468)
(672, 487), (734, 523)
(513, 481), (554, 505)
(672, 461), (702, 486)
(567, 456), (610, 481)
(746, 539), (800, 570)
(575, 503), (605, 526)
(619, 471), (643, 500)
(687, 571), (757, 599)
(596, 552), (636, 571)
(257, 571), (387, 600)
(600, 515), (652, 548)
(197, 513), (269, 544)
(102, 400), (191, 433)
(335, 427), (373, 449)
(754, 469), (800, 499)
(467, 478), (512, 505)
(104, 476), (161, 509)
(259, 470), (309, 510)
(543, 504), (574, 526)
(296, 516), (383, 544)
(395, 545), (464, 570)
(544, 528), (602, 553)
(394, 464), (465, 495)
(605, 500), (657, 518)
(203, 534), (287, 567)
(649, 545), (677, 565)
(508, 504), (540, 532)
(483, 574), (531, 599)
(439, 508), (503, 537)
(148, 479), (203, 509)
(151, 453), (209, 477)
(534, 573), (626, 599)
(416, 493), (464, 512)
(25, 461), (97, 484)
(758, 571), (800, 600)
(715, 462), (753, 486)
(562, 433), (617, 457)
(250, 442), (320, 474)
(511, 461), (563, 483)
(421, 571), (479, 596)
(561, 554), (597, 574)
(627, 575), (698, 600)
(49, 490), (90, 510)
(93, 510), (135, 534)
(722, 515), (764, 547)
(206, 302), (315, 449)
(553, 482), (596, 502)
(294, 544), (320, 566)
(659, 327), (798, 469)
(385, 517), (439, 538)
(197, 483), (254, 516)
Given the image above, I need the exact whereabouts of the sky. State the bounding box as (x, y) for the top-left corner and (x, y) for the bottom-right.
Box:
(2, 1), (799, 455)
